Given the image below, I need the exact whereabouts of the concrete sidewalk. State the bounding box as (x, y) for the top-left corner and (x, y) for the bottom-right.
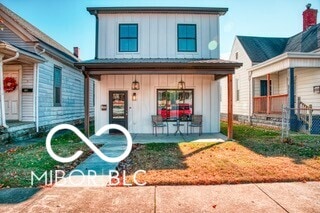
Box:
(1, 182), (319, 212)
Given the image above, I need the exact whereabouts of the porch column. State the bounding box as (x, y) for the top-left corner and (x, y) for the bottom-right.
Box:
(288, 68), (296, 130)
(227, 74), (233, 139)
(288, 68), (295, 111)
(267, 74), (271, 114)
(0, 54), (5, 127)
(84, 71), (90, 136)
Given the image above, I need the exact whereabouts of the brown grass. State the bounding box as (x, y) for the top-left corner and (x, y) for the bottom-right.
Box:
(120, 123), (320, 186)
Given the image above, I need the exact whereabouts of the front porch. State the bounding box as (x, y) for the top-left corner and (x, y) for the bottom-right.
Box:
(76, 58), (242, 139)
(252, 71), (288, 115)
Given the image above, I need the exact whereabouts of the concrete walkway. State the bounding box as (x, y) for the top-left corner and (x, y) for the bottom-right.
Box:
(0, 182), (319, 212)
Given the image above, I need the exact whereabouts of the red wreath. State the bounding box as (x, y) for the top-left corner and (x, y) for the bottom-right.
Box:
(3, 77), (18, 93)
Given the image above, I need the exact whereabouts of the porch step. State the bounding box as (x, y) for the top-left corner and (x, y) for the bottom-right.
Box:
(0, 127), (10, 144)
(0, 122), (40, 144)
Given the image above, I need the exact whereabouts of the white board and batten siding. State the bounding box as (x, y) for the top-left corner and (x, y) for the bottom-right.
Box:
(38, 54), (94, 127)
(95, 74), (220, 134)
(219, 37), (253, 117)
(98, 13), (220, 59)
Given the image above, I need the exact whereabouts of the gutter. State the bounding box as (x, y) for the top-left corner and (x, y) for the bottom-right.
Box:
(248, 52), (320, 72)
(0, 51), (19, 128)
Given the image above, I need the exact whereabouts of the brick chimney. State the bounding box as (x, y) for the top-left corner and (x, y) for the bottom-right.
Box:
(73, 47), (80, 58)
(303, 3), (318, 31)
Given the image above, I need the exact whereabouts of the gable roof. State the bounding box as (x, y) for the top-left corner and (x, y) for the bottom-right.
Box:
(0, 3), (79, 62)
(237, 36), (289, 63)
(237, 23), (320, 63)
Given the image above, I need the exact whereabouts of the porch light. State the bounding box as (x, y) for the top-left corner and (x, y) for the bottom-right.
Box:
(132, 75), (140, 90)
(314, 86), (320, 94)
(132, 92), (137, 101)
(178, 75), (186, 90)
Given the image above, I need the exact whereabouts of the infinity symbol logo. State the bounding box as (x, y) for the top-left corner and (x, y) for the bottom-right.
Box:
(46, 124), (133, 163)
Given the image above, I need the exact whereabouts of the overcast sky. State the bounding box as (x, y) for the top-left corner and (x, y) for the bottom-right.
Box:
(2, 0), (320, 60)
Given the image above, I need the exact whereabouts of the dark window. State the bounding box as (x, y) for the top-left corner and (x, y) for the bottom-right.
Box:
(53, 66), (62, 106)
(177, 24), (197, 52)
(119, 24), (138, 52)
(157, 89), (194, 120)
(260, 80), (272, 96)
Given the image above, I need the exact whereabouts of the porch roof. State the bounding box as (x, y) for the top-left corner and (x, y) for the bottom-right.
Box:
(0, 41), (45, 63)
(249, 52), (320, 78)
(75, 58), (242, 78)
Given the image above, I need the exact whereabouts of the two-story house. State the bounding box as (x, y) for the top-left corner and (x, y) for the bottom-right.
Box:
(76, 7), (242, 138)
(0, 3), (94, 142)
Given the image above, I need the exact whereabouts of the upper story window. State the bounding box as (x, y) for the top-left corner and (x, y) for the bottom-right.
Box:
(119, 24), (138, 52)
(177, 24), (197, 52)
(53, 66), (62, 106)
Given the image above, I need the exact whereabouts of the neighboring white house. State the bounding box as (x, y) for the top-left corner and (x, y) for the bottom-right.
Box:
(0, 4), (94, 142)
(220, 4), (320, 133)
(75, 7), (242, 138)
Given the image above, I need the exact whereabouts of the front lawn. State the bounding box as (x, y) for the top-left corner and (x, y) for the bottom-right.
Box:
(0, 130), (94, 188)
(120, 123), (320, 185)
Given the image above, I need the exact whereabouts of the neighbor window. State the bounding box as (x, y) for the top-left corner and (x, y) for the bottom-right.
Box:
(119, 24), (138, 52)
(157, 89), (194, 120)
(236, 79), (240, 101)
(53, 66), (62, 106)
(177, 24), (197, 52)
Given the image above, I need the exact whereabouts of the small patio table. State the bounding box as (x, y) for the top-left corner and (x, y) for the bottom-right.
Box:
(165, 117), (191, 136)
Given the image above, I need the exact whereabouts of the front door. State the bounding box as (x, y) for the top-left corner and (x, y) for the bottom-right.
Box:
(109, 91), (128, 133)
(4, 71), (19, 120)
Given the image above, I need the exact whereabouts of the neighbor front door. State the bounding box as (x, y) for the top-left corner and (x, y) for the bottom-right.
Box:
(4, 71), (20, 120)
(109, 91), (128, 133)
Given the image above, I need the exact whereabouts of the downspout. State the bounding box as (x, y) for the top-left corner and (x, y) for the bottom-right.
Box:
(1, 51), (19, 128)
(33, 43), (45, 132)
(94, 10), (99, 59)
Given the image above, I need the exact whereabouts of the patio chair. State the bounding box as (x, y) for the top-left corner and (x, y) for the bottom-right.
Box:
(188, 115), (202, 136)
(151, 115), (168, 136)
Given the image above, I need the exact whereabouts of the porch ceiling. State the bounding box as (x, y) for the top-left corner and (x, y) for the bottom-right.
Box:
(75, 58), (242, 78)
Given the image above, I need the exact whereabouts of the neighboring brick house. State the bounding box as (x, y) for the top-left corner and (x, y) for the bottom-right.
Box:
(0, 4), (94, 142)
(75, 6), (242, 138)
(220, 4), (320, 133)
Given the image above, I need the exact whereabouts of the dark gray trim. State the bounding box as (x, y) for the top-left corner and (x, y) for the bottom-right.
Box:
(94, 10), (99, 59)
(289, 68), (295, 110)
(87, 69), (234, 75)
(87, 7), (228, 15)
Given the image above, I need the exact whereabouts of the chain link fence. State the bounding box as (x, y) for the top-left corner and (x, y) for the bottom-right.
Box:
(281, 106), (320, 140)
